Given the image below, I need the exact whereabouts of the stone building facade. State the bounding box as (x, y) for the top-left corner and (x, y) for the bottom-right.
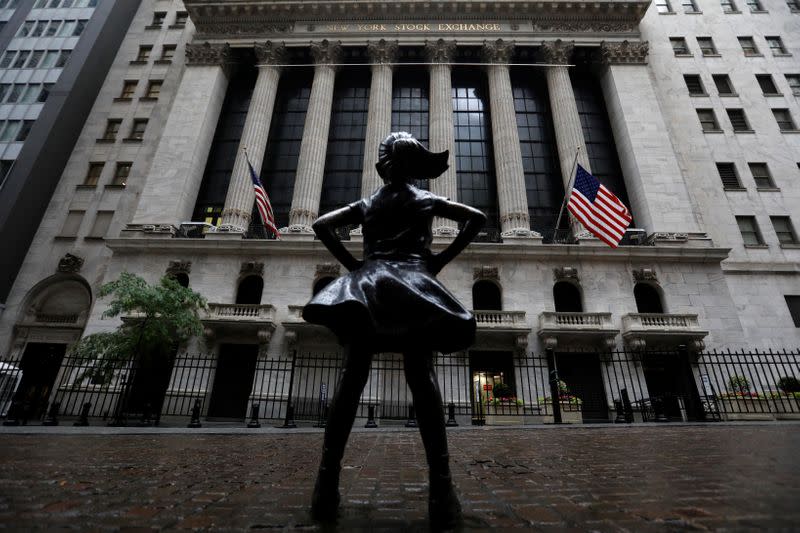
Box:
(1, 0), (799, 424)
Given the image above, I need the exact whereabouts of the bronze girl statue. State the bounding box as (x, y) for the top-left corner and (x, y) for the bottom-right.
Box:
(304, 132), (486, 528)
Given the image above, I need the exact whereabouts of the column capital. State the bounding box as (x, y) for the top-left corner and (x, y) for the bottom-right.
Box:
(481, 38), (514, 64)
(185, 42), (232, 68)
(424, 38), (457, 64)
(254, 41), (288, 67)
(598, 40), (649, 65)
(310, 39), (343, 65)
(367, 39), (399, 65)
(539, 39), (574, 65)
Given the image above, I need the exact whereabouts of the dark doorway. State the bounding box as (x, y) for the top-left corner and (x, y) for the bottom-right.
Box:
(236, 275), (263, 305)
(208, 344), (258, 419)
(642, 353), (703, 421)
(554, 282), (582, 312)
(469, 351), (515, 424)
(472, 280), (502, 310)
(127, 348), (177, 423)
(555, 353), (609, 422)
(634, 283), (664, 313)
(14, 343), (66, 420)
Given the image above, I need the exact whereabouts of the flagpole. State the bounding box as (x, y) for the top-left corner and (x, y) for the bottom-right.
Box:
(553, 146), (581, 237)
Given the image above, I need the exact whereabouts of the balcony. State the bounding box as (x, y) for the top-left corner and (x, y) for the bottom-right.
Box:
(202, 303), (276, 343)
(282, 305), (336, 347)
(472, 310), (531, 352)
(621, 313), (708, 352)
(538, 312), (619, 351)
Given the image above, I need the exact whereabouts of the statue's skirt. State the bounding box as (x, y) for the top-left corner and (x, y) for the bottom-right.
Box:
(303, 258), (476, 354)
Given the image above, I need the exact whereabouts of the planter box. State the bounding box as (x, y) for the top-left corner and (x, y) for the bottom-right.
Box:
(771, 396), (800, 420)
(719, 398), (775, 421)
(542, 402), (583, 424)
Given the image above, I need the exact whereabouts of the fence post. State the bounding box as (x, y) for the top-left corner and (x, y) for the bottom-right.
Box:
(2, 400), (21, 426)
(365, 405), (378, 428)
(405, 404), (417, 427)
(73, 402), (91, 427)
(247, 402), (261, 428)
(42, 401), (60, 426)
(187, 399), (202, 428)
(446, 402), (458, 427)
(546, 348), (562, 424)
(281, 350), (298, 429)
(678, 345), (706, 421)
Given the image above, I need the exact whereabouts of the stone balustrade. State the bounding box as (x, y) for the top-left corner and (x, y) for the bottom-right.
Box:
(207, 303), (276, 321)
(473, 310), (527, 328)
(538, 311), (619, 351)
(621, 313), (707, 352)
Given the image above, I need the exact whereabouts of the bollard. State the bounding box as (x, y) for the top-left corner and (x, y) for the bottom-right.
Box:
(653, 396), (669, 422)
(621, 388), (634, 423)
(2, 400), (21, 426)
(42, 401), (60, 426)
(282, 403), (296, 429)
(405, 404), (417, 427)
(187, 399), (202, 428)
(137, 403), (154, 427)
(247, 402), (261, 428)
(364, 405), (378, 428)
(613, 400), (626, 424)
(73, 402), (91, 426)
(315, 405), (327, 428)
(445, 402), (458, 427)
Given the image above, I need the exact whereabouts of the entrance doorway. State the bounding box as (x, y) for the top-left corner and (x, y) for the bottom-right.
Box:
(642, 353), (703, 421)
(555, 353), (609, 422)
(14, 343), (66, 420)
(469, 351), (515, 424)
(127, 349), (177, 423)
(208, 344), (258, 419)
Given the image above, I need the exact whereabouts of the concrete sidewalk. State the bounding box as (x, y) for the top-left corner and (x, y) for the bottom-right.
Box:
(0, 424), (798, 531)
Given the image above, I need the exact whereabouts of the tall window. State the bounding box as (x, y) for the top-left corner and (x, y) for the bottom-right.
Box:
(756, 74), (779, 95)
(736, 215), (764, 245)
(452, 68), (499, 237)
(193, 62), (256, 224)
(684, 74), (706, 95)
(738, 37), (759, 56)
(572, 71), (632, 212)
(726, 109), (751, 131)
(772, 109), (797, 131)
(511, 68), (563, 236)
(712, 74), (735, 95)
(766, 36), (788, 55)
(787, 75), (800, 96)
(391, 67), (429, 190)
(696, 37), (718, 56)
(320, 67), (370, 217)
(634, 284), (664, 313)
(261, 68), (313, 228)
(670, 37), (691, 56)
(716, 162), (742, 189)
(749, 163), (775, 188)
(554, 282), (583, 312)
(236, 275), (263, 305)
(771, 216), (798, 245)
(697, 109), (720, 131)
(473, 280), (502, 310)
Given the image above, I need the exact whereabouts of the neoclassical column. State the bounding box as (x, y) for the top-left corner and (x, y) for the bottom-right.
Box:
(540, 40), (591, 239)
(597, 41), (701, 236)
(218, 42), (286, 232)
(361, 39), (398, 197)
(424, 39), (458, 236)
(287, 40), (342, 233)
(130, 42), (231, 231)
(481, 39), (538, 239)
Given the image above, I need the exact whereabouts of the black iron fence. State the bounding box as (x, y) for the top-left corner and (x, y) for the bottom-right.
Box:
(1, 348), (798, 427)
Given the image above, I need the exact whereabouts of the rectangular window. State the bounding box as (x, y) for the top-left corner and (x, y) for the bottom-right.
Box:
(54, 50), (71, 68)
(31, 21), (47, 37)
(683, 0), (700, 11)
(0, 121), (21, 142)
(721, 0), (739, 11)
(111, 162), (131, 186)
(19, 85), (40, 103)
(12, 50), (30, 69)
(72, 19), (86, 37)
(789, 0), (800, 11)
(44, 20), (59, 37)
(6, 84), (23, 103)
(736, 215), (764, 245)
(128, 119), (147, 140)
(33, 0), (47, 8)
(746, 0), (765, 10)
(739, 37), (759, 56)
(756, 74), (780, 95)
(0, 51), (15, 69)
(697, 37), (718, 56)
(655, 0), (672, 11)
(101, 119), (121, 141)
(727, 109), (752, 131)
(40, 51), (59, 68)
(684, 74), (706, 95)
(697, 109), (720, 131)
(749, 163), (775, 188)
(60, 210), (84, 238)
(787, 75), (800, 96)
(173, 11), (188, 27)
(38, 83), (53, 102)
(149, 11), (166, 27)
(717, 163), (742, 189)
(159, 44), (176, 61)
(57, 20), (76, 37)
(26, 50), (43, 68)
(766, 36), (789, 55)
(87, 211), (113, 238)
(15, 120), (33, 141)
(83, 162), (103, 186)
(713, 74), (735, 95)
(0, 84), (9, 102)
(670, 37), (691, 56)
(134, 45), (152, 62)
(119, 80), (136, 99)
(17, 21), (34, 37)
(773, 109), (797, 131)
(771, 216), (798, 244)
(144, 80), (162, 99)
(785, 296), (800, 327)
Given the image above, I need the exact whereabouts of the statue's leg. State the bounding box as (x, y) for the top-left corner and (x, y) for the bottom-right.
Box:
(311, 344), (373, 521)
(403, 351), (462, 529)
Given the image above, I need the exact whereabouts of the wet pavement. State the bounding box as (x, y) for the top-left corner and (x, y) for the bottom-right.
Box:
(0, 423), (798, 531)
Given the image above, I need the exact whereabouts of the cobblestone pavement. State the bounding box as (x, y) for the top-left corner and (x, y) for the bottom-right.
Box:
(0, 424), (798, 531)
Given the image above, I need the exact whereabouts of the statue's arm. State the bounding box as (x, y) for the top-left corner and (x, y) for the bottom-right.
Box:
(312, 205), (364, 272)
(429, 198), (487, 275)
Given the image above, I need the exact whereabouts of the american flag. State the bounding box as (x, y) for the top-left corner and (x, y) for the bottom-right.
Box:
(246, 154), (280, 240)
(567, 164), (632, 248)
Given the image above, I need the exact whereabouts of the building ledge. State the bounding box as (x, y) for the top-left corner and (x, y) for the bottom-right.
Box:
(200, 303), (276, 344)
(621, 313), (708, 352)
(538, 311), (619, 351)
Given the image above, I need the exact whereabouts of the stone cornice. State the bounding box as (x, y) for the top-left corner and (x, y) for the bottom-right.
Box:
(367, 38), (399, 63)
(185, 0), (649, 39)
(481, 38), (514, 64)
(599, 39), (649, 64)
(185, 41), (232, 68)
(254, 41), (288, 65)
(424, 38), (457, 63)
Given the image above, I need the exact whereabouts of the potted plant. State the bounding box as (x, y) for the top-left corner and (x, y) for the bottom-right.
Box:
(770, 376), (800, 419)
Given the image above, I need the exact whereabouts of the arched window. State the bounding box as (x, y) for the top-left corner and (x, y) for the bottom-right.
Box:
(634, 283), (664, 313)
(313, 277), (334, 296)
(173, 273), (189, 288)
(553, 281), (583, 312)
(236, 275), (263, 305)
(473, 280), (502, 310)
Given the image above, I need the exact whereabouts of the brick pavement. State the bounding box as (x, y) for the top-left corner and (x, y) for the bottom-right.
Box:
(0, 424), (798, 531)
